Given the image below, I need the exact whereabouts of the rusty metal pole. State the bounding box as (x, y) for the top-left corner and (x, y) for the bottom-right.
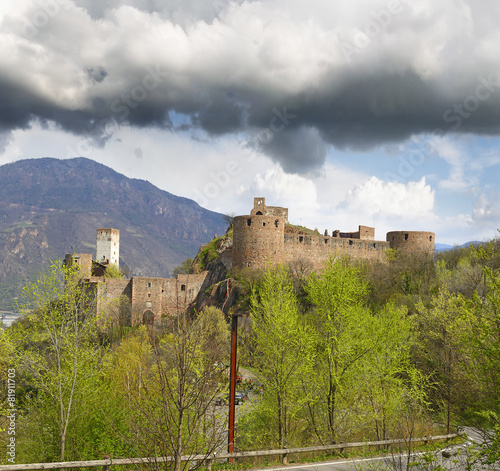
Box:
(228, 313), (238, 461)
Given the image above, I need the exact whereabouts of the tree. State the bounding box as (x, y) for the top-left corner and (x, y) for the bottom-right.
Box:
(103, 263), (123, 279)
(112, 307), (230, 471)
(247, 265), (315, 448)
(304, 256), (371, 443)
(172, 258), (193, 277)
(358, 303), (424, 442)
(1, 262), (103, 461)
(366, 249), (436, 309)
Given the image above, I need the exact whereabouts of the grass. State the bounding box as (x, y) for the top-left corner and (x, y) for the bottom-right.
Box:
(195, 231), (232, 271)
(286, 224), (320, 236)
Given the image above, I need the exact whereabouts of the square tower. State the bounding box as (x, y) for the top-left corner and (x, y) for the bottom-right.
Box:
(96, 228), (120, 266)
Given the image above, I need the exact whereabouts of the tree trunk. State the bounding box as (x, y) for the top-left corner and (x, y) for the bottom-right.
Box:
(327, 375), (336, 444)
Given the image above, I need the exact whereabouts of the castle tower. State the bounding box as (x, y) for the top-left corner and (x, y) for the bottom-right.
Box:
(386, 231), (435, 254)
(96, 228), (120, 266)
(233, 198), (286, 269)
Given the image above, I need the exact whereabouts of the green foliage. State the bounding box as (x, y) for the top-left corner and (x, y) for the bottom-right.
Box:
(173, 257), (194, 276)
(105, 311), (230, 471)
(1, 261), (104, 461)
(303, 256), (372, 443)
(285, 224), (319, 236)
(7, 233), (500, 464)
(193, 236), (225, 271)
(103, 263), (123, 278)
(244, 265), (315, 448)
(366, 249), (436, 309)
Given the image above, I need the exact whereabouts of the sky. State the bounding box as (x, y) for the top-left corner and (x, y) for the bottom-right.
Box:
(1, 0), (500, 245)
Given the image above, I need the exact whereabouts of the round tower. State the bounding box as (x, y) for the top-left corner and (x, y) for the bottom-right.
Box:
(386, 231), (435, 254)
(232, 214), (285, 269)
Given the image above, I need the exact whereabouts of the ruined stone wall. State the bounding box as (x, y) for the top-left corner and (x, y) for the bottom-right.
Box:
(233, 214), (285, 269)
(387, 231), (435, 253)
(129, 273), (209, 324)
(131, 276), (167, 325)
(249, 197), (289, 223)
(162, 272), (209, 317)
(97, 278), (132, 325)
(283, 234), (389, 269)
(359, 225), (375, 240)
(64, 253), (93, 277)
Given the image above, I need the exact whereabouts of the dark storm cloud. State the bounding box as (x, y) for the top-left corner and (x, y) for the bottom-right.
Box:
(259, 127), (328, 174)
(3, 0), (500, 172)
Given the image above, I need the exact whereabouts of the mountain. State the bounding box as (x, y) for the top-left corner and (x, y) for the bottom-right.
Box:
(0, 157), (228, 310)
(434, 243), (454, 253)
(435, 241), (484, 253)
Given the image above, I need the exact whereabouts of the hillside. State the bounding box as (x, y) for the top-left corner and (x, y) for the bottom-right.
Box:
(0, 157), (228, 310)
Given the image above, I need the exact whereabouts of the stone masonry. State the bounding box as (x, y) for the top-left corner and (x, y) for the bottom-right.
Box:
(65, 228), (208, 327)
(232, 198), (435, 271)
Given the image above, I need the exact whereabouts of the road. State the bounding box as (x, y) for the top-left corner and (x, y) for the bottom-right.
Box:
(251, 436), (497, 471)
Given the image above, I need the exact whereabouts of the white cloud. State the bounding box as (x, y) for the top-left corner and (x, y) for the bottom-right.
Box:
(246, 165), (319, 217)
(340, 176), (435, 218)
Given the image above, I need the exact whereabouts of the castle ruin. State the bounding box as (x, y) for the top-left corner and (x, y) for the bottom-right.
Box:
(65, 228), (208, 326)
(232, 198), (435, 270)
(65, 198), (435, 325)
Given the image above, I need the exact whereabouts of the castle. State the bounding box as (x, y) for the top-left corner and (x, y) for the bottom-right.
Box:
(232, 197), (434, 270)
(65, 229), (208, 326)
(65, 197), (434, 326)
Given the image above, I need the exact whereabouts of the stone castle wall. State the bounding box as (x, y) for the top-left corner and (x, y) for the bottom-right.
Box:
(283, 234), (389, 269)
(64, 253), (93, 277)
(232, 198), (435, 270)
(387, 231), (435, 253)
(233, 214), (285, 269)
(66, 229), (209, 327)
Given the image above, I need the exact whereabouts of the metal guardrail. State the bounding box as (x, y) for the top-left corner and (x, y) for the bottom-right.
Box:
(0, 433), (460, 471)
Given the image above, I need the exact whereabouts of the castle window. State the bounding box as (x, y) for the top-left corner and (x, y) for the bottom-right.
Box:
(349, 240), (353, 246)
(181, 284), (186, 291)
(256, 211), (263, 215)
(373, 243), (376, 248)
(404, 233), (409, 240)
(147, 282), (151, 288)
(275, 219), (279, 227)
(299, 236), (304, 243)
(247, 218), (251, 226)
(148, 293), (151, 298)
(263, 222), (266, 226)
(392, 236), (395, 241)
(324, 239), (328, 244)
(429, 235), (433, 241)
